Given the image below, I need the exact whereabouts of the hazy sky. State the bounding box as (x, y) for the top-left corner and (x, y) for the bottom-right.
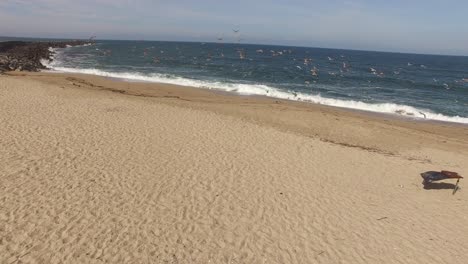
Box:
(1, 0), (467, 55)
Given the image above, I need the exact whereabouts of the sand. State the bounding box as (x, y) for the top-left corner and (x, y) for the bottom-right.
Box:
(1, 72), (467, 263)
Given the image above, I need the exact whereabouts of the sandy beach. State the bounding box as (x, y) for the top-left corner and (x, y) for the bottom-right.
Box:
(1, 72), (467, 263)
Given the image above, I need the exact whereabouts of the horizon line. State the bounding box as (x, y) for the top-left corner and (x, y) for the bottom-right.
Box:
(1, 35), (467, 58)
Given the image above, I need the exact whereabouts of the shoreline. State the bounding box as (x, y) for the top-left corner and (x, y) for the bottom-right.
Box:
(5, 71), (468, 158)
(1, 71), (467, 263)
(40, 66), (468, 125)
(27, 68), (468, 127)
(88, 71), (468, 126)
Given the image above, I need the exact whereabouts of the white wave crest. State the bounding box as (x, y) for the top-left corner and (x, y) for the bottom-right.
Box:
(41, 63), (468, 124)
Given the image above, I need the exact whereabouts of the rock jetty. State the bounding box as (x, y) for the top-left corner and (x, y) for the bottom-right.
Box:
(0, 40), (91, 73)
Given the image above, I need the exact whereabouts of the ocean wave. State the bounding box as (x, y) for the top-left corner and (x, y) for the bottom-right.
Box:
(41, 58), (468, 124)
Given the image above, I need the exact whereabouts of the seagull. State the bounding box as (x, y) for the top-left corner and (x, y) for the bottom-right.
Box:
(233, 29), (240, 33)
(238, 50), (245, 59)
(310, 67), (319, 76)
(327, 56), (333, 61)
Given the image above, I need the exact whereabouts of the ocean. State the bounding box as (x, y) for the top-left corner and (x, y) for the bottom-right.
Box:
(42, 40), (468, 124)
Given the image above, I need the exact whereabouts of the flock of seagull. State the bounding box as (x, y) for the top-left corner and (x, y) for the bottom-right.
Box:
(90, 33), (468, 91)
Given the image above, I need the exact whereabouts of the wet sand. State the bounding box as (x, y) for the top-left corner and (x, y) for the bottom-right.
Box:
(1, 72), (467, 263)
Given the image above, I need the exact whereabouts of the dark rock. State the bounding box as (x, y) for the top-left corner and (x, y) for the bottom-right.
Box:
(0, 40), (92, 74)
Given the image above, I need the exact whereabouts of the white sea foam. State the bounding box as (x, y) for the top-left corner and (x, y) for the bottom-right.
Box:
(41, 53), (468, 124)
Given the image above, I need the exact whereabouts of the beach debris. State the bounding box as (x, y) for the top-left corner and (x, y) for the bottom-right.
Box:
(377, 217), (388, 221)
(421, 170), (463, 194)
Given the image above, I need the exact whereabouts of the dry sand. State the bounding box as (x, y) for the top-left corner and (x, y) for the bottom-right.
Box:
(1, 72), (467, 263)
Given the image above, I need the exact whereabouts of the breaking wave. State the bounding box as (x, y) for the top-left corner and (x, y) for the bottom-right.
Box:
(41, 48), (468, 124)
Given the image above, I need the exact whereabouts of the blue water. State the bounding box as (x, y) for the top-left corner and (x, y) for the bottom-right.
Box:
(44, 40), (468, 123)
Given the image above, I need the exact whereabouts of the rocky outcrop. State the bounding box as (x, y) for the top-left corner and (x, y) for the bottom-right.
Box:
(0, 40), (92, 73)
